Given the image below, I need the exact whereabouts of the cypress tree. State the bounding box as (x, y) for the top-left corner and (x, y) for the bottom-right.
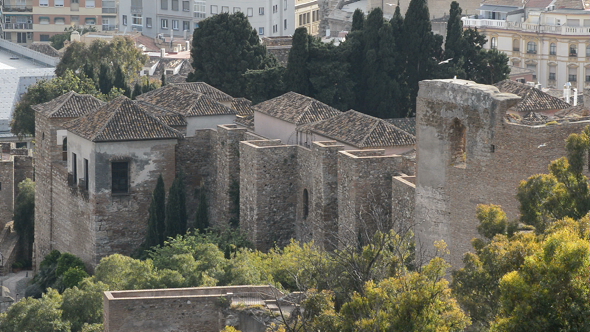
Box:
(390, 0), (403, 40)
(165, 176), (187, 239)
(284, 27), (311, 95)
(351, 8), (365, 32)
(114, 65), (130, 97)
(194, 190), (209, 233)
(161, 72), (166, 86)
(178, 171), (187, 233)
(343, 9), (366, 111)
(402, 0), (440, 114)
(445, 1), (464, 60)
(98, 62), (114, 95)
(132, 82), (142, 100)
(146, 175), (166, 248)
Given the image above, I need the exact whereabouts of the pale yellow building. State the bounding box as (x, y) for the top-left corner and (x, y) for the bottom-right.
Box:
(295, 0), (320, 35)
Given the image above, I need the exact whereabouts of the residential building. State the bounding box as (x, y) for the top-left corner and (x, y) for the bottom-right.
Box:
(118, 0), (294, 40)
(296, 0), (320, 35)
(462, 0), (590, 91)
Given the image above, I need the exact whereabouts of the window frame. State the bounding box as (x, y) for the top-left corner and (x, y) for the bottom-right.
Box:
(111, 161), (129, 194)
(161, 18), (168, 29)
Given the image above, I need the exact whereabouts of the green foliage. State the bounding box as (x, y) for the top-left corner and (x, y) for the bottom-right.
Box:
(188, 12), (276, 97)
(165, 175), (188, 239)
(13, 178), (35, 263)
(476, 204), (518, 240)
(11, 70), (98, 136)
(444, 1), (463, 60)
(61, 280), (109, 332)
(285, 27), (311, 95)
(50, 26), (96, 50)
(194, 189), (209, 233)
(244, 66), (286, 104)
(28, 251), (88, 296)
(146, 174), (166, 249)
(61, 267), (90, 290)
(0, 289), (70, 332)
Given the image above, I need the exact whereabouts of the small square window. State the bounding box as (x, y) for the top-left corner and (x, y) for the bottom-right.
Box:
(247, 8), (253, 16)
(161, 0), (168, 10)
(146, 17), (152, 28)
(211, 5), (218, 14)
(172, 20), (179, 30)
(259, 7), (264, 15)
(233, 7), (241, 13)
(221, 6), (229, 13)
(182, 1), (189, 11)
(259, 27), (264, 35)
(122, 15), (127, 26)
(54, 0), (64, 7)
(161, 19), (168, 29)
(172, 0), (179, 11)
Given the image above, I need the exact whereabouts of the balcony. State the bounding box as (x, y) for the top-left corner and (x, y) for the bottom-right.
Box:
(102, 7), (117, 13)
(3, 23), (33, 30)
(3, 5), (32, 12)
(102, 24), (116, 31)
(462, 18), (590, 36)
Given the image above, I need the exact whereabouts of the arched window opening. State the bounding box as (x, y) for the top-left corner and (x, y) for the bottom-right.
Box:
(303, 189), (309, 219)
(491, 37), (497, 50)
(512, 39), (520, 52)
(527, 41), (537, 54)
(62, 137), (68, 161)
(450, 119), (467, 167)
(570, 44), (577, 57)
(550, 43), (557, 55)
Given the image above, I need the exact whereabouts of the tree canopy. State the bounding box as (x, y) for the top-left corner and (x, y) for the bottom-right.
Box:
(187, 12), (277, 97)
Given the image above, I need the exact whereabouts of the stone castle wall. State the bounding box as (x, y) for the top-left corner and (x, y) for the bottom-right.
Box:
(0, 153), (14, 229)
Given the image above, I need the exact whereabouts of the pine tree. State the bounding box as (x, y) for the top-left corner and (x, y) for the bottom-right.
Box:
(285, 27), (311, 95)
(145, 175), (166, 248)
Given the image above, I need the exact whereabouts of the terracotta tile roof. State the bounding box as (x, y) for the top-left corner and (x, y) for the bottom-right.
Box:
(64, 96), (182, 142)
(384, 117), (416, 136)
(135, 101), (187, 127)
(553, 0), (586, 9)
(254, 92), (341, 125)
(298, 110), (416, 148)
(33, 91), (105, 118)
(526, 0), (554, 8)
(521, 111), (550, 125)
(136, 85), (237, 117)
(231, 98), (254, 117)
(172, 82), (234, 102)
(494, 80), (571, 112)
(28, 43), (60, 57)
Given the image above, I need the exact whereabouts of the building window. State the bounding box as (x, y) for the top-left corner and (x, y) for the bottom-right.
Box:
(86, 0), (95, 8)
(259, 7), (264, 15)
(586, 45), (590, 57)
(570, 44), (577, 57)
(146, 17), (152, 28)
(84, 159), (89, 191)
(211, 5), (218, 14)
(302, 189), (309, 219)
(512, 39), (520, 52)
(72, 153), (78, 185)
(85, 17), (95, 25)
(586, 75), (590, 82)
(161, 19), (168, 29)
(194, 1), (205, 18)
(40, 17), (50, 25)
(233, 7), (241, 13)
(284, 19), (287, 30)
(172, 0), (179, 11)
(491, 37), (497, 50)
(569, 74), (577, 82)
(549, 72), (556, 80)
(221, 6), (229, 13)
(550, 43), (556, 55)
(112, 162), (129, 194)
(39, 0), (48, 7)
(247, 7), (253, 16)
(54, 0), (64, 7)
(172, 20), (179, 30)
(527, 42), (537, 54)
(54, 17), (65, 24)
(40, 34), (50, 41)
(183, 20), (190, 31)
(273, 4), (278, 13)
(527, 64), (537, 80)
(132, 14), (142, 26)
(161, 0), (168, 10)
(122, 15), (127, 25)
(259, 27), (264, 35)
(273, 24), (278, 33)
(183, 1), (189, 11)
(549, 65), (556, 81)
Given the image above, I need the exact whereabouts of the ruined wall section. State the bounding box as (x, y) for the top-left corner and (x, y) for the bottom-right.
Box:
(337, 150), (403, 246)
(415, 79), (521, 268)
(93, 140), (177, 263)
(49, 162), (95, 269)
(307, 141), (343, 249)
(177, 130), (217, 228)
(215, 125), (247, 227)
(391, 176), (415, 236)
(13, 152), (33, 197)
(240, 140), (298, 250)
(0, 148), (14, 229)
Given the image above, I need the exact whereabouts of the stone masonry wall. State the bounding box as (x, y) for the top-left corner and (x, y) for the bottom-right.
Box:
(0, 157), (14, 229)
(240, 140), (298, 250)
(414, 79), (589, 268)
(391, 176), (415, 236)
(337, 150), (404, 246)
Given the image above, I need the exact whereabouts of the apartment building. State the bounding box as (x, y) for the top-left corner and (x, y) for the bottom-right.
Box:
(463, 0), (590, 91)
(295, 0), (320, 35)
(1, 0), (116, 44)
(118, 0), (295, 39)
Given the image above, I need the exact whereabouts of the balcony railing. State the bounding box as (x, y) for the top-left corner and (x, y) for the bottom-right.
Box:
(3, 23), (33, 30)
(102, 24), (116, 31)
(462, 18), (590, 36)
(102, 7), (116, 13)
(3, 5), (33, 12)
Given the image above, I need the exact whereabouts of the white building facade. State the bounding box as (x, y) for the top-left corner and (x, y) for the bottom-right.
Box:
(118, 0), (295, 39)
(463, 0), (590, 91)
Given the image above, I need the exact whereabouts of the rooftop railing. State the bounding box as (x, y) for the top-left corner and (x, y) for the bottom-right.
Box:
(462, 18), (590, 36)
